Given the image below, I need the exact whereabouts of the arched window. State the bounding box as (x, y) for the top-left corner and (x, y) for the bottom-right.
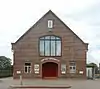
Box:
(39, 36), (61, 56)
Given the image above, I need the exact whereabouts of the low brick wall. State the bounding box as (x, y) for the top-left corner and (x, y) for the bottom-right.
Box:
(9, 85), (71, 89)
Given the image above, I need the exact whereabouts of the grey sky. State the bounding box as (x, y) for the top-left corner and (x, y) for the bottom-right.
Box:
(0, 0), (100, 65)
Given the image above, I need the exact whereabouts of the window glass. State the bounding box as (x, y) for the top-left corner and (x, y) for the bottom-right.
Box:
(69, 61), (76, 73)
(45, 40), (50, 56)
(51, 41), (55, 56)
(56, 37), (60, 40)
(70, 62), (75, 66)
(39, 36), (61, 56)
(45, 36), (50, 40)
(48, 20), (53, 28)
(28, 66), (31, 73)
(25, 66), (27, 73)
(56, 41), (61, 56)
(73, 66), (76, 69)
(51, 36), (55, 40)
(70, 66), (72, 69)
(40, 40), (44, 56)
(25, 63), (31, 66)
(24, 63), (31, 73)
(40, 37), (45, 40)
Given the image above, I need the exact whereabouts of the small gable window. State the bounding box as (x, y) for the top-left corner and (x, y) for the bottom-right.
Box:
(48, 20), (53, 28)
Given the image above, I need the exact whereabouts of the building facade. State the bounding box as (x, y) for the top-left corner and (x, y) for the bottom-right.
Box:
(12, 10), (88, 79)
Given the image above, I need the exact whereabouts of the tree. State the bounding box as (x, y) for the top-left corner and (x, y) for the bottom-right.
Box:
(0, 56), (12, 69)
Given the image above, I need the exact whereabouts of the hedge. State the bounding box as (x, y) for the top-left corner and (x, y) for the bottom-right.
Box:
(0, 69), (13, 78)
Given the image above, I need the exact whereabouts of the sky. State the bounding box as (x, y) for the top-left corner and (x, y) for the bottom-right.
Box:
(0, 0), (100, 65)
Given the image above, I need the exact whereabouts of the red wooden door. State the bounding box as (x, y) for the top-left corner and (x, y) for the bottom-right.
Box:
(42, 62), (58, 78)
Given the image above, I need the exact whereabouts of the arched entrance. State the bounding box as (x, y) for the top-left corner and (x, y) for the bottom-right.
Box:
(42, 62), (58, 78)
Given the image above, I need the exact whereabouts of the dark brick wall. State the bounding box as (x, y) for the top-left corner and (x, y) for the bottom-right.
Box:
(12, 11), (87, 79)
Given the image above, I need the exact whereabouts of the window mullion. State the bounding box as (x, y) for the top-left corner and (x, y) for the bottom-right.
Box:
(55, 40), (56, 56)
(49, 39), (50, 56)
(27, 66), (28, 73)
(44, 39), (45, 56)
(50, 36), (51, 56)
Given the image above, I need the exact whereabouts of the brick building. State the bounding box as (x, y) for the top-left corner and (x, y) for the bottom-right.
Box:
(12, 10), (88, 79)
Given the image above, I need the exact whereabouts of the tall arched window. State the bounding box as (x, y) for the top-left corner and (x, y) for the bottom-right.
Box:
(39, 36), (61, 56)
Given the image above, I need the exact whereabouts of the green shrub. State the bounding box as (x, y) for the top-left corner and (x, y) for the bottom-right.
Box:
(0, 69), (13, 78)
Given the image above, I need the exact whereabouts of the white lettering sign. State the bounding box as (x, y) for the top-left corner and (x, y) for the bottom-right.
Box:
(41, 58), (60, 62)
(79, 71), (83, 74)
(61, 64), (66, 74)
(16, 71), (21, 74)
(34, 64), (39, 74)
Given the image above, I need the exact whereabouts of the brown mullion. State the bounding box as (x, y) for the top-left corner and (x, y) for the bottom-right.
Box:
(49, 40), (50, 56)
(44, 40), (45, 56)
(55, 40), (56, 56)
(50, 36), (51, 56)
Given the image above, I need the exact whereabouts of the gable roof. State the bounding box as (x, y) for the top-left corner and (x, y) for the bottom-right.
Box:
(13, 10), (88, 49)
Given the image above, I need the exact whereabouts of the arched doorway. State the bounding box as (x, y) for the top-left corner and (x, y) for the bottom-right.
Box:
(42, 62), (58, 78)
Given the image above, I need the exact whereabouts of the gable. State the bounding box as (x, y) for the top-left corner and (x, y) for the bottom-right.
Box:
(12, 10), (88, 50)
